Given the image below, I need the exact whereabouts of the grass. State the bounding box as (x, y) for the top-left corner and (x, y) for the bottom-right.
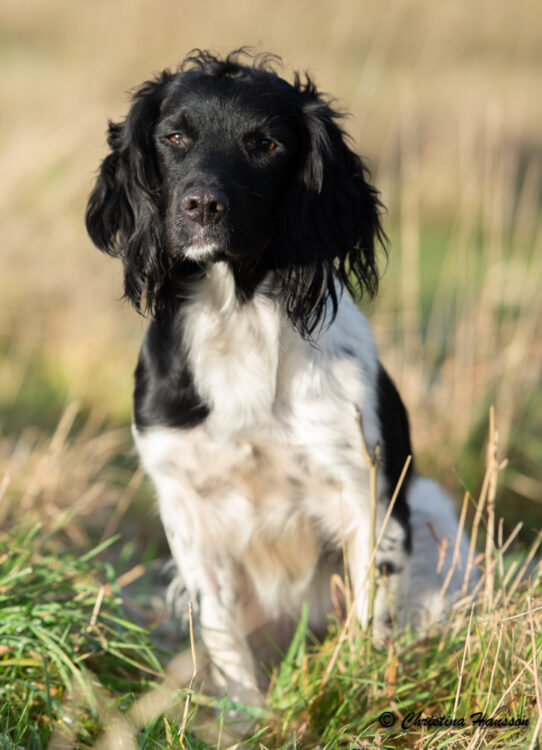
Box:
(1, 0), (541, 747)
(0, 435), (541, 749)
(0, 524), (163, 749)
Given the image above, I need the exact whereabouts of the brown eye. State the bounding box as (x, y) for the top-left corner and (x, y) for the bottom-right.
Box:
(167, 133), (184, 145)
(259, 138), (277, 152)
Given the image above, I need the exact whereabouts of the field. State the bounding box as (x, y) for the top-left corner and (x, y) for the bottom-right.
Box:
(0, 1), (541, 748)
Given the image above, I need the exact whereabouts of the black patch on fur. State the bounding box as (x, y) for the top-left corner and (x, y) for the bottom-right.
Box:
(377, 560), (402, 576)
(230, 261), (269, 303)
(134, 300), (209, 430)
(376, 363), (413, 552)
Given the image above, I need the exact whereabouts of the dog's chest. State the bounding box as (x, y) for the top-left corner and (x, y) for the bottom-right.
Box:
(181, 265), (284, 438)
(176, 265), (381, 482)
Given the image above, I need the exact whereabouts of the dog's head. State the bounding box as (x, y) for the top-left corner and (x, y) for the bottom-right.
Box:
(86, 49), (385, 335)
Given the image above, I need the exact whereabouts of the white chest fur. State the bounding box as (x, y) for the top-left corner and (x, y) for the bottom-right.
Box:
(179, 263), (381, 448)
(181, 263), (282, 440)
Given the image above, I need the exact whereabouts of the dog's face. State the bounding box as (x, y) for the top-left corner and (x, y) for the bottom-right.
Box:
(86, 51), (384, 335)
(155, 74), (300, 265)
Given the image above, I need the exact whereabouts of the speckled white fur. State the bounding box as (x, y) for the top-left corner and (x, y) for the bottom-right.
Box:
(134, 263), (472, 702)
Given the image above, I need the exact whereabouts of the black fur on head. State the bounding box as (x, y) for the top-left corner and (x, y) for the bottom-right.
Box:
(277, 72), (385, 335)
(86, 69), (175, 316)
(86, 49), (386, 336)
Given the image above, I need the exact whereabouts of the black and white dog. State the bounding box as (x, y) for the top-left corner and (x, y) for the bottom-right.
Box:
(87, 50), (470, 704)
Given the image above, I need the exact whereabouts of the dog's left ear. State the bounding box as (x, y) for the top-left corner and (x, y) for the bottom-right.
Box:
(276, 77), (385, 337)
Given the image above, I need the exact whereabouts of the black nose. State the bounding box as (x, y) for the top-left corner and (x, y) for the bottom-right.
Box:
(181, 187), (229, 226)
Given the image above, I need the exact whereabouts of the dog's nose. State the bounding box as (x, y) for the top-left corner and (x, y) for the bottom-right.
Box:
(181, 187), (229, 226)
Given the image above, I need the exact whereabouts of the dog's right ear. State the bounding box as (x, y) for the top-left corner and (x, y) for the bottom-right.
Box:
(86, 72), (173, 316)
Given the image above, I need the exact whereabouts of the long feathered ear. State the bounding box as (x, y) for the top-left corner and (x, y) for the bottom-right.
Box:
(276, 76), (386, 338)
(85, 72), (173, 317)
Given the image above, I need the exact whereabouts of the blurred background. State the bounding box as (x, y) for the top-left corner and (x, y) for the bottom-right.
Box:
(1, 0), (541, 547)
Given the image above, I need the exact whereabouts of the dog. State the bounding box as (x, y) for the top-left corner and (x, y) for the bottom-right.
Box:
(86, 49), (472, 705)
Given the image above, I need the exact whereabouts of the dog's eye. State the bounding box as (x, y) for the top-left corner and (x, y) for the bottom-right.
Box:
(258, 138), (277, 152)
(167, 133), (185, 145)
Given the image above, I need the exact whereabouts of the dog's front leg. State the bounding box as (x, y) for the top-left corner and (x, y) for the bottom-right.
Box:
(338, 490), (372, 626)
(338, 418), (411, 633)
(320, 468), (410, 633)
(197, 560), (262, 706)
(344, 498), (410, 633)
(134, 430), (262, 704)
(372, 509), (411, 635)
(163, 520), (262, 705)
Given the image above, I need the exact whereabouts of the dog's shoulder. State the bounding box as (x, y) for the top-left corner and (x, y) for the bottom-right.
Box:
(133, 301), (210, 431)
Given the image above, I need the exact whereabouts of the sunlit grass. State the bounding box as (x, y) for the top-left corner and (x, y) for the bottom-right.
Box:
(1, 0), (541, 747)
(1, 443), (540, 748)
(0, 524), (163, 749)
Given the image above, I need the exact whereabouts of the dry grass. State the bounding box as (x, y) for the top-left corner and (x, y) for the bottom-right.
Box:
(1, 1), (540, 513)
(0, 402), (142, 543)
(0, 2), (541, 747)
(2, 409), (539, 749)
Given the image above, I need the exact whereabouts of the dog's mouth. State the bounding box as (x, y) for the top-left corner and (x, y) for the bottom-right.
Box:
(172, 216), (266, 266)
(167, 218), (231, 263)
(183, 240), (223, 263)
